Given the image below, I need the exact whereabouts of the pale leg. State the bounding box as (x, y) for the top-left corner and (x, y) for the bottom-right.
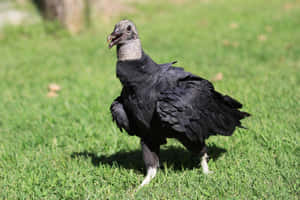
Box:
(176, 135), (213, 175)
(138, 139), (160, 189)
(201, 153), (213, 174)
(139, 167), (157, 188)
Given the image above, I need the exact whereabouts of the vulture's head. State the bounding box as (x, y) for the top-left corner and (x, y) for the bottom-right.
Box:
(107, 20), (139, 49)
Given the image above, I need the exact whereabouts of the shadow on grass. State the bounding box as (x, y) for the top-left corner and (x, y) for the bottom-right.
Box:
(71, 144), (226, 172)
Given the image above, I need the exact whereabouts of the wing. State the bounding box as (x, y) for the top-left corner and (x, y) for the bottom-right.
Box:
(110, 96), (131, 133)
(156, 74), (250, 142)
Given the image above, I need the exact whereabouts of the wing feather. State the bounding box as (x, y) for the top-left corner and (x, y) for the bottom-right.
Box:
(156, 75), (249, 142)
(110, 96), (131, 133)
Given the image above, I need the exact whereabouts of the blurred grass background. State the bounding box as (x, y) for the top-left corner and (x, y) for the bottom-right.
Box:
(0, 0), (299, 199)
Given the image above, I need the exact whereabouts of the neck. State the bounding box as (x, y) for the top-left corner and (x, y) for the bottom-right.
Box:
(117, 39), (142, 61)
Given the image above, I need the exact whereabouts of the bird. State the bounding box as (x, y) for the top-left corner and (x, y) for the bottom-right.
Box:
(107, 20), (250, 188)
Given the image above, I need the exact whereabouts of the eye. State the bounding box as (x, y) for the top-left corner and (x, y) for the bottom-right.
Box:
(127, 25), (132, 31)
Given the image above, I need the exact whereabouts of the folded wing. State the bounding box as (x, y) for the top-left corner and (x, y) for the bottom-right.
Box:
(156, 74), (250, 142)
(110, 96), (131, 133)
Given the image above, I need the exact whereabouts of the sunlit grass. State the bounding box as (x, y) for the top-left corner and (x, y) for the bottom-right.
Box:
(0, 0), (299, 199)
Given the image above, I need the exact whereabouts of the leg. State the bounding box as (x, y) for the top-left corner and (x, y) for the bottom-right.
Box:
(176, 136), (213, 174)
(200, 151), (213, 174)
(138, 139), (160, 189)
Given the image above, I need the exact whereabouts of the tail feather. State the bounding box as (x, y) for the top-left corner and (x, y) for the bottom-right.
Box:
(240, 111), (251, 118)
(222, 95), (243, 109)
(215, 92), (251, 132)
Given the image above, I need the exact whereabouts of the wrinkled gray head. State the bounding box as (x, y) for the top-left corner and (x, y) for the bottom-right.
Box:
(107, 20), (139, 48)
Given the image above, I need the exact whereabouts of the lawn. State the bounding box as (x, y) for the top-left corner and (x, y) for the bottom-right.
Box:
(0, 0), (299, 199)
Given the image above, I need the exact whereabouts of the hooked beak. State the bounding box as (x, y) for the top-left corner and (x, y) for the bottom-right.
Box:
(107, 32), (123, 49)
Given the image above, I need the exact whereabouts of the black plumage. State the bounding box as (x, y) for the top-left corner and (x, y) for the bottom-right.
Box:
(111, 52), (249, 144)
(107, 20), (250, 188)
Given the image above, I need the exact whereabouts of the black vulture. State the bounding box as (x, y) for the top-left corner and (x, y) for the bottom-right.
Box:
(107, 20), (250, 188)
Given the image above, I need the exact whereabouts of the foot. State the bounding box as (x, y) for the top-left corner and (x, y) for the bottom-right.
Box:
(201, 153), (213, 175)
(203, 169), (214, 175)
(137, 166), (157, 190)
(138, 139), (160, 190)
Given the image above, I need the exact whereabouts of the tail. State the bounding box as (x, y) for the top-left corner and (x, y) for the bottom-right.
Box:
(216, 92), (250, 116)
(222, 95), (243, 109)
(215, 92), (251, 131)
(236, 110), (251, 129)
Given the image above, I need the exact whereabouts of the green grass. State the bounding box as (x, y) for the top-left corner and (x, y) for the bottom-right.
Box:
(0, 0), (299, 199)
